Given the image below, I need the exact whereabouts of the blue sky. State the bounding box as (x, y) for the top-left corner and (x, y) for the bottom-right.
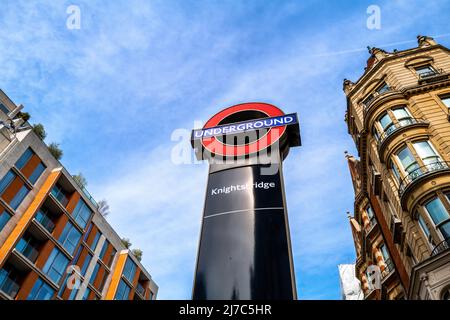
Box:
(1, 0), (450, 299)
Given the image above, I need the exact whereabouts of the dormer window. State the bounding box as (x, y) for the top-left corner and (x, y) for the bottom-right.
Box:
(415, 65), (436, 78)
(376, 82), (390, 94)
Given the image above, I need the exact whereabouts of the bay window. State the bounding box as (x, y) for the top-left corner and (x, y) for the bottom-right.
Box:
(372, 106), (413, 142)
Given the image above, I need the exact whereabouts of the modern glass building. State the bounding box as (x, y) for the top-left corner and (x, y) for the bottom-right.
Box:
(0, 89), (158, 300)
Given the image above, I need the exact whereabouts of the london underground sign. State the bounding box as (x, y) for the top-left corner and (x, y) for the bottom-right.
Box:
(191, 102), (300, 300)
(192, 113), (298, 139)
(191, 102), (300, 158)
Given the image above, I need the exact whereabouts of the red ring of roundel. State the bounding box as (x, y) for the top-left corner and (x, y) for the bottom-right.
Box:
(201, 102), (287, 157)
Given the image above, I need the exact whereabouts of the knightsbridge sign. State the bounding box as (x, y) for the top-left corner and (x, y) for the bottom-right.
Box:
(192, 113), (298, 140)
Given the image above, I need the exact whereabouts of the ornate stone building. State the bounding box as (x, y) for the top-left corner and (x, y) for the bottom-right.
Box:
(344, 36), (450, 300)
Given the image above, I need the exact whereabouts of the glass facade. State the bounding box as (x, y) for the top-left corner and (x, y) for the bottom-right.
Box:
(115, 279), (131, 300)
(81, 253), (93, 276)
(28, 162), (46, 184)
(59, 222), (82, 255)
(89, 262), (101, 285)
(0, 210), (11, 232)
(90, 231), (101, 251)
(99, 240), (109, 261)
(0, 170), (16, 195)
(9, 185), (30, 210)
(123, 257), (136, 283)
(16, 233), (40, 263)
(15, 148), (33, 170)
(51, 184), (69, 207)
(27, 278), (54, 300)
(43, 248), (70, 283)
(72, 199), (92, 229)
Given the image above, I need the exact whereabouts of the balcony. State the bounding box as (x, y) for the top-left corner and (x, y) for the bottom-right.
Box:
(399, 160), (450, 197)
(80, 186), (99, 209)
(35, 210), (55, 233)
(362, 87), (393, 112)
(378, 118), (428, 148)
(0, 272), (20, 299)
(15, 240), (40, 263)
(51, 185), (69, 208)
(136, 283), (146, 298)
(381, 258), (395, 280)
(418, 68), (449, 84)
(431, 237), (450, 256)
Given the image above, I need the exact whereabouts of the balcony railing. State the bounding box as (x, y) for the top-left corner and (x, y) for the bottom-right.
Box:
(382, 258), (394, 279)
(378, 118), (427, 146)
(431, 237), (450, 256)
(0, 273), (20, 298)
(51, 186), (69, 207)
(81, 186), (99, 209)
(16, 243), (40, 263)
(399, 160), (450, 196)
(136, 283), (146, 297)
(362, 88), (393, 111)
(35, 210), (55, 233)
(419, 68), (445, 79)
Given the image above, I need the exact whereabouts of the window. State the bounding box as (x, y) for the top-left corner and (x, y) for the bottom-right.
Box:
(15, 148), (34, 170)
(83, 223), (93, 241)
(392, 107), (412, 126)
(89, 262), (101, 285)
(35, 208), (55, 233)
(123, 257), (136, 282)
(9, 185), (30, 210)
(425, 196), (450, 239)
(418, 214), (433, 245)
(99, 240), (109, 261)
(107, 248), (117, 268)
(68, 287), (78, 300)
(115, 279), (131, 300)
(415, 65), (435, 78)
(90, 231), (101, 251)
(82, 287), (91, 300)
(414, 141), (440, 166)
(16, 233), (40, 263)
(28, 162), (46, 184)
(59, 222), (82, 255)
(51, 184), (69, 207)
(376, 82), (390, 94)
(72, 199), (92, 229)
(99, 270), (109, 292)
(396, 146), (419, 175)
(0, 103), (9, 115)
(366, 205), (376, 227)
(0, 210), (11, 232)
(440, 95), (450, 108)
(27, 278), (54, 300)
(379, 244), (390, 262)
(0, 170), (16, 194)
(379, 113), (394, 132)
(43, 248), (70, 283)
(81, 253), (92, 276)
(391, 160), (401, 182)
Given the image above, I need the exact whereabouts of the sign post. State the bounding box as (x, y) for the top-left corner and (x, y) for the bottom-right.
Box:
(191, 102), (301, 300)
